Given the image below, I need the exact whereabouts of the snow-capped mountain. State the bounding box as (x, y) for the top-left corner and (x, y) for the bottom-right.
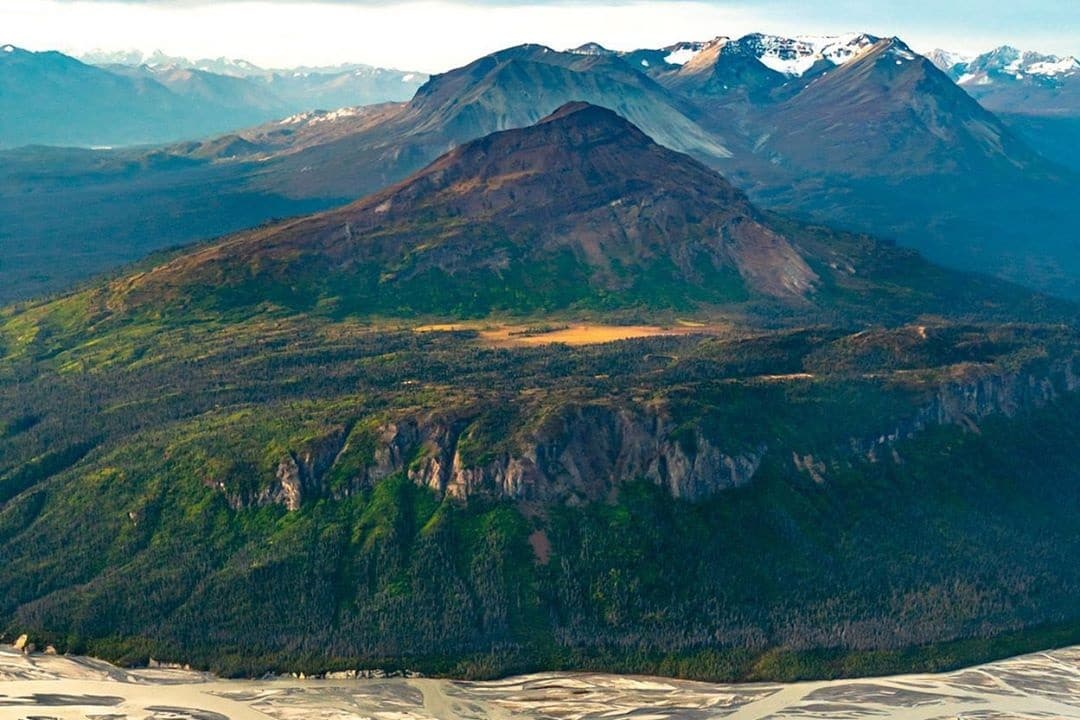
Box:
(967, 47), (1077, 85)
(616, 40), (712, 71)
(75, 48), (427, 126)
(932, 45), (1080, 85)
(1, 45), (426, 148)
(931, 46), (1080, 118)
(78, 49), (263, 76)
(925, 49), (973, 76)
(568, 42), (616, 56)
(929, 45), (1080, 170)
(619, 33), (883, 77)
(731, 32), (882, 76)
(77, 48), (423, 81)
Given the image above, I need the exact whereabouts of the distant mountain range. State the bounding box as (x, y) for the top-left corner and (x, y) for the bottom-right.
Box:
(929, 45), (1080, 115)
(928, 45), (1080, 170)
(0, 44), (426, 148)
(78, 48), (420, 81)
(2, 34), (1079, 304)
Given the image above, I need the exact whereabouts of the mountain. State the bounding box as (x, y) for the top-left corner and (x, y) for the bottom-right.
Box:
(0, 43), (730, 304)
(38, 102), (1067, 324)
(104, 64), (290, 116)
(169, 37), (1080, 303)
(96, 43), (733, 202)
(925, 48), (973, 76)
(931, 45), (1080, 171)
(4, 37), (1080, 306)
(741, 38), (1043, 175)
(1, 106), (1079, 680)
(0, 45), (222, 147)
(81, 48), (428, 113)
(640, 35), (1043, 173)
(107, 102), (809, 315)
(79, 48), (421, 82)
(78, 49), (266, 77)
(382, 44), (730, 161)
(941, 45), (1080, 114)
(944, 45), (1080, 124)
(625, 33), (879, 78)
(643, 36), (1080, 298)
(0, 45), (426, 148)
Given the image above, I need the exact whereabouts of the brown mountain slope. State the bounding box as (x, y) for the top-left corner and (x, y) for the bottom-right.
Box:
(252, 45), (732, 200)
(114, 102), (811, 315)
(748, 38), (1043, 176)
(103, 103), (1065, 328)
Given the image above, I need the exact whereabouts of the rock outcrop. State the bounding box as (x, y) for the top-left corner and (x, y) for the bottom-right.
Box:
(850, 358), (1080, 462)
(243, 355), (1078, 510)
(403, 403), (766, 503)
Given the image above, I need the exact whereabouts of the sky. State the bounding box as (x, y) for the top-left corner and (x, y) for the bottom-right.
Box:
(1, 0), (1077, 73)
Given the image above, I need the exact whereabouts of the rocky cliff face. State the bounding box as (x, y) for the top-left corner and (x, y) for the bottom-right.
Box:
(236, 355), (1078, 511)
(853, 358), (1080, 462)
(403, 403), (765, 503)
(278, 403), (765, 506)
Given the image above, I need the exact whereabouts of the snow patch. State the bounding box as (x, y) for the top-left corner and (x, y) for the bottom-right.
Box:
(1027, 57), (1080, 76)
(2, 45), (14, 53)
(664, 47), (700, 65)
(640, 59), (649, 67)
(758, 53), (818, 76)
(930, 49), (974, 69)
(279, 107), (363, 126)
(742, 33), (880, 77)
(951, 46), (1079, 82)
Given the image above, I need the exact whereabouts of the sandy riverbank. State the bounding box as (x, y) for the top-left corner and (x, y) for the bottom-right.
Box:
(3, 644), (1080, 719)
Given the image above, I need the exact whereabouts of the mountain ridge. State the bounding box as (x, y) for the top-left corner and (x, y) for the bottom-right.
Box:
(0, 45), (425, 148)
(106, 102), (810, 315)
(4, 34), (1080, 307)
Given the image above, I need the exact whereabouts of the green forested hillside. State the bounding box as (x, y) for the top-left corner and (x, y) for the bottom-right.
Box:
(2, 107), (1079, 681)
(2, 312), (1079, 679)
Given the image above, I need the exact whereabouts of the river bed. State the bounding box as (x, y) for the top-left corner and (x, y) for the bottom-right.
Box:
(3, 644), (1080, 719)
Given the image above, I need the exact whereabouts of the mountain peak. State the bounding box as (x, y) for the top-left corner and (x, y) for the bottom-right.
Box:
(487, 43), (557, 62)
(116, 109), (819, 313)
(665, 32), (888, 79)
(538, 101), (622, 125)
(945, 45), (1080, 86)
(570, 42), (614, 56)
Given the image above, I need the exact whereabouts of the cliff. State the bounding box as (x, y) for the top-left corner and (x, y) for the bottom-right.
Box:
(241, 355), (1079, 511)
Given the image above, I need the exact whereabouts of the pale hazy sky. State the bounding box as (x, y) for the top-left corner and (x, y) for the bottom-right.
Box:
(2, 0), (1077, 73)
